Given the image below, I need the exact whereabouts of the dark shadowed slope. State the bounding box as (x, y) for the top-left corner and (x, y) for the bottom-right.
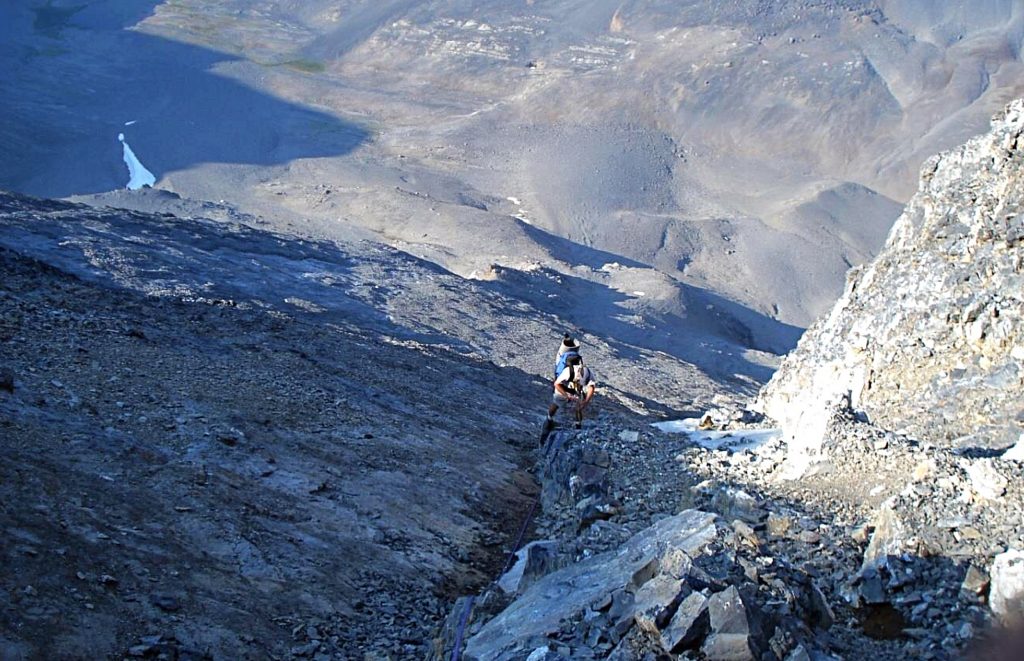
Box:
(0, 1), (366, 198)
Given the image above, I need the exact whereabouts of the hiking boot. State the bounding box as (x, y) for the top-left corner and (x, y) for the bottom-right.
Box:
(574, 421), (582, 430)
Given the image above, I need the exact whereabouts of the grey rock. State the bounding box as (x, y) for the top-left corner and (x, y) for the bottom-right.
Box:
(990, 549), (1024, 623)
(701, 633), (756, 661)
(712, 488), (767, 524)
(463, 510), (716, 660)
(149, 592), (181, 612)
(660, 591), (709, 653)
(708, 586), (752, 637)
(756, 100), (1024, 469)
(632, 574), (685, 634)
(497, 541), (563, 596)
(858, 570), (887, 605)
(784, 644), (812, 661)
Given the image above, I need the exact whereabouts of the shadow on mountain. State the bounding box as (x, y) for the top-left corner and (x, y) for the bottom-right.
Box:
(485, 222), (802, 387)
(0, 191), (470, 350)
(519, 220), (648, 270)
(482, 263), (781, 389)
(0, 1), (366, 197)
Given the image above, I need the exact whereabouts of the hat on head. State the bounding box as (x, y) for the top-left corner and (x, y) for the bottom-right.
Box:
(562, 335), (580, 350)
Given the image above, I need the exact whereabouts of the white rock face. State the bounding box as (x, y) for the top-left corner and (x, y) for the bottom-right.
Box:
(964, 459), (1008, 500)
(754, 99), (1024, 477)
(1002, 433), (1024, 462)
(990, 549), (1024, 623)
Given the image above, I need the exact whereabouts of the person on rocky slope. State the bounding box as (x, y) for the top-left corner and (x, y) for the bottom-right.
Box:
(543, 351), (596, 438)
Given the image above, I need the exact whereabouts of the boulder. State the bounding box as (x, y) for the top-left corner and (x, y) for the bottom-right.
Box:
(497, 541), (562, 596)
(660, 591), (710, 653)
(701, 586), (761, 660)
(633, 574), (686, 634)
(965, 459), (1008, 500)
(463, 510), (717, 660)
(990, 549), (1024, 624)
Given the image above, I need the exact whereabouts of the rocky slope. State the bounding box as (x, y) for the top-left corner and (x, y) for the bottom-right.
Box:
(3, 1), (1023, 355)
(436, 102), (1024, 661)
(756, 98), (1024, 478)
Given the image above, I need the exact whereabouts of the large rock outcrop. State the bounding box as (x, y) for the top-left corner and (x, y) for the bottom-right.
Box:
(755, 99), (1024, 477)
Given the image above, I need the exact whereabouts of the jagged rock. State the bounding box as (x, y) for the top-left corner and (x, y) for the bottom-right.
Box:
(539, 434), (610, 510)
(712, 488), (766, 524)
(731, 520), (760, 548)
(633, 574), (686, 634)
(861, 501), (906, 573)
(806, 580), (835, 630)
(755, 100), (1024, 474)
(766, 513), (793, 538)
(701, 586), (760, 661)
(784, 645), (811, 661)
(659, 548), (694, 579)
(990, 549), (1024, 623)
(462, 510), (717, 660)
(854, 568), (886, 606)
(525, 646), (564, 661)
(660, 591), (709, 653)
(961, 564), (990, 600)
(964, 459), (1008, 500)
(577, 497), (622, 531)
(497, 541), (563, 596)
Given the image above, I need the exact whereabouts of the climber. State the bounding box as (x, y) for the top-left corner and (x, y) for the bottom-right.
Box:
(545, 353), (596, 432)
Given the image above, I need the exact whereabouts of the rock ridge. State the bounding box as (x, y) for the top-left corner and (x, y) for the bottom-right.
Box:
(755, 98), (1024, 477)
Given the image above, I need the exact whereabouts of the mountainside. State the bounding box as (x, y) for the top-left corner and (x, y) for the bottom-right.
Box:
(756, 98), (1024, 477)
(2, 1), (1022, 359)
(434, 102), (1024, 661)
(3, 3), (1024, 658)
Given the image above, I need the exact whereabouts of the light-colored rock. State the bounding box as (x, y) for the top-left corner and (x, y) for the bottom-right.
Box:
(861, 501), (907, 573)
(497, 541), (561, 596)
(990, 549), (1024, 623)
(965, 459), (1008, 500)
(1002, 434), (1024, 462)
(633, 574), (685, 634)
(754, 100), (1024, 473)
(660, 591), (709, 653)
(463, 510), (717, 661)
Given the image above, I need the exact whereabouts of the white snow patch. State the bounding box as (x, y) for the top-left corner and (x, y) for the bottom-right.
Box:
(632, 291), (646, 297)
(652, 418), (781, 453)
(124, 120), (137, 126)
(507, 196), (522, 205)
(118, 133), (156, 190)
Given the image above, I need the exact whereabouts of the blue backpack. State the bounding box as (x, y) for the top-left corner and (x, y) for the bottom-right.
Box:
(554, 350), (580, 379)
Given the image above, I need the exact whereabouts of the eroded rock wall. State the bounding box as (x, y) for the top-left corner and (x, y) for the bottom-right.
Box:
(756, 99), (1024, 476)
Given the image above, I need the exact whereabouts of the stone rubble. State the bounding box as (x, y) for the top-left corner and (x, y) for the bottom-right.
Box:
(437, 101), (1024, 661)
